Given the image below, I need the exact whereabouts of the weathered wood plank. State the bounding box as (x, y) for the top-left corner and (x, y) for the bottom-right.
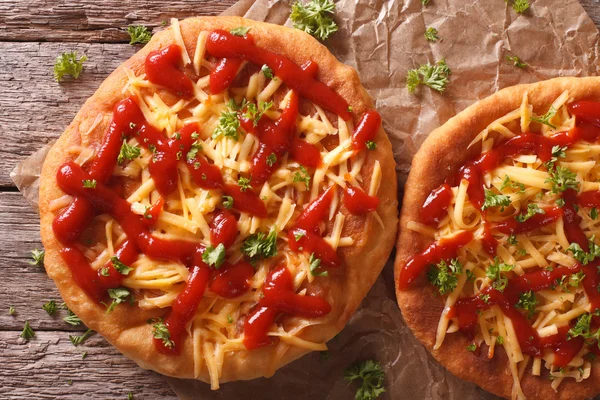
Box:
(0, 0), (235, 43)
(0, 192), (81, 331)
(0, 330), (176, 399)
(0, 41), (136, 188)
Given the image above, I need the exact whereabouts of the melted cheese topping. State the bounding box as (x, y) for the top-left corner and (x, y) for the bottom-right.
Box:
(411, 91), (599, 399)
(69, 20), (381, 387)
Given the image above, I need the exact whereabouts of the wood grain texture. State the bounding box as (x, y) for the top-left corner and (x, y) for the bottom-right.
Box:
(0, 331), (176, 399)
(0, 0), (235, 43)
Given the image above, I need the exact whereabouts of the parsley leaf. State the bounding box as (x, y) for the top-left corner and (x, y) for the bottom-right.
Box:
(42, 300), (58, 316)
(424, 27), (439, 42)
(591, 208), (598, 220)
(117, 140), (141, 164)
(486, 257), (515, 292)
(202, 243), (226, 269)
(344, 359), (385, 400)
(69, 328), (94, 346)
(127, 25), (152, 45)
(569, 270), (586, 288)
(482, 189), (511, 211)
(515, 290), (538, 319)
(20, 321), (35, 341)
(506, 54), (528, 68)
(496, 336), (504, 345)
(567, 236), (600, 265)
(82, 179), (97, 188)
(531, 106), (558, 128)
(213, 109), (240, 141)
(515, 203), (545, 223)
(110, 256), (133, 275)
(366, 141), (377, 150)
(9, 306), (16, 316)
(63, 308), (82, 326)
(466, 343), (477, 352)
(293, 166), (311, 189)
(406, 59), (451, 94)
(186, 143), (203, 161)
(238, 176), (252, 192)
(500, 175), (525, 193)
(230, 26), (250, 37)
(421, 0), (430, 5)
(222, 195), (234, 209)
(545, 165), (579, 194)
(568, 313), (592, 340)
(243, 101), (273, 126)
(290, 0), (338, 41)
(427, 259), (462, 295)
(261, 64), (275, 79)
(105, 287), (131, 313)
(29, 249), (45, 266)
(241, 230), (278, 260)
(309, 253), (328, 277)
(266, 153), (277, 167)
(151, 318), (175, 348)
(53, 51), (88, 82)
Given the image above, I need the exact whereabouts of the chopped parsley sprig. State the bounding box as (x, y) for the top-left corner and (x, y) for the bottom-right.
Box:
(424, 27), (439, 42)
(545, 165), (579, 194)
(515, 203), (545, 223)
(345, 359), (385, 400)
(202, 243), (226, 269)
(69, 328), (94, 346)
(515, 290), (538, 319)
(290, 0), (338, 41)
(427, 258), (462, 295)
(482, 189), (511, 212)
(104, 287), (132, 313)
(42, 300), (58, 316)
(20, 321), (35, 341)
(241, 230), (278, 260)
(531, 106), (558, 129)
(567, 236), (600, 265)
(29, 249), (45, 266)
(485, 257), (515, 292)
(407, 59), (451, 94)
(127, 25), (152, 45)
(151, 318), (175, 348)
(54, 51), (88, 82)
(117, 141), (141, 164)
(506, 54), (528, 68)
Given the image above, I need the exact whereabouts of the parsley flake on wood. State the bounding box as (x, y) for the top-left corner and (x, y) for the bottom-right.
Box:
(202, 243), (226, 269)
(69, 328), (94, 346)
(406, 59), (451, 94)
(486, 257), (515, 292)
(515, 203), (545, 223)
(344, 359), (385, 400)
(20, 321), (35, 341)
(151, 318), (175, 348)
(421, 0), (431, 5)
(230, 26), (251, 37)
(482, 189), (511, 211)
(293, 166), (311, 189)
(427, 258), (462, 295)
(110, 256), (133, 275)
(309, 253), (328, 277)
(531, 106), (558, 128)
(506, 54), (528, 68)
(241, 230), (278, 260)
(511, 0), (530, 14)
(127, 25), (152, 45)
(9, 306), (16, 316)
(29, 249), (45, 266)
(63, 308), (82, 326)
(117, 140), (141, 164)
(515, 290), (538, 318)
(424, 27), (439, 42)
(53, 51), (88, 82)
(290, 0), (338, 41)
(82, 179), (97, 188)
(545, 165), (579, 194)
(42, 300), (58, 316)
(104, 287), (132, 313)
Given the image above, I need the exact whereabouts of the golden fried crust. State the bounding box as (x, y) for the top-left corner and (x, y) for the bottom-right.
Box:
(39, 16), (398, 383)
(395, 77), (600, 400)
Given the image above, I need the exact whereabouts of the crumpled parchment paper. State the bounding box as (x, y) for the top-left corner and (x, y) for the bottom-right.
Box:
(11, 0), (600, 398)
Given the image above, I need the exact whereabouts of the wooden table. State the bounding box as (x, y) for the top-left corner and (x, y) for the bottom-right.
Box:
(1, 1), (599, 398)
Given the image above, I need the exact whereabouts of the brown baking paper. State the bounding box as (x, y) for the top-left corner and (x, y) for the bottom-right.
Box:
(11, 0), (600, 398)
